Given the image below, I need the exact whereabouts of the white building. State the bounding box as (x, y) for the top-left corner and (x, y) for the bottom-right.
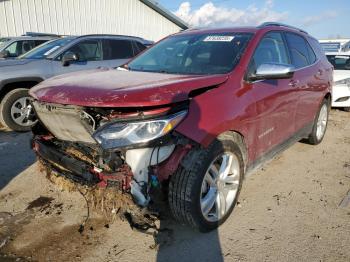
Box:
(0, 0), (188, 41)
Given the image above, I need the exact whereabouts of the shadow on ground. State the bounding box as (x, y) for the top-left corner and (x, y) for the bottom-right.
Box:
(0, 129), (35, 190)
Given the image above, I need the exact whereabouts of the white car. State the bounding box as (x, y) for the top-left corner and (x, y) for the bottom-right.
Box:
(326, 52), (350, 111)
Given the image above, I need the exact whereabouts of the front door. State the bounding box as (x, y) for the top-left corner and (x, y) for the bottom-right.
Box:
(248, 32), (298, 159)
(51, 39), (110, 76)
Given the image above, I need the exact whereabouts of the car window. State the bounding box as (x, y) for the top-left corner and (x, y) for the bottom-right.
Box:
(134, 41), (147, 54)
(251, 32), (290, 71)
(103, 39), (134, 60)
(305, 40), (317, 64)
(285, 33), (311, 69)
(65, 40), (102, 61)
(4, 40), (36, 57)
(34, 40), (48, 47)
(308, 37), (326, 59)
(128, 33), (253, 75)
(20, 38), (74, 59)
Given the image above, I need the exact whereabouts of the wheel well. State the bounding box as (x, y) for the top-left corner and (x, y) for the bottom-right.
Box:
(219, 130), (248, 169)
(325, 92), (331, 103)
(0, 81), (40, 101)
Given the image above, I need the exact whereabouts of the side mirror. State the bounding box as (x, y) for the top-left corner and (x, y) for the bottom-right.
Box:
(248, 63), (295, 81)
(62, 52), (79, 66)
(0, 50), (10, 58)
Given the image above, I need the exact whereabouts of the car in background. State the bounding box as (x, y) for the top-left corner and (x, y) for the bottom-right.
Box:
(0, 32), (58, 59)
(30, 23), (332, 231)
(326, 52), (350, 111)
(0, 34), (151, 131)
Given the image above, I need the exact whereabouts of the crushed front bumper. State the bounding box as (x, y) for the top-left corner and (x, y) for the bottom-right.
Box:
(33, 138), (132, 190)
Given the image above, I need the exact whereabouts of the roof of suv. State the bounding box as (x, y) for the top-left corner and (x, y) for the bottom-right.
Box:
(176, 22), (309, 37)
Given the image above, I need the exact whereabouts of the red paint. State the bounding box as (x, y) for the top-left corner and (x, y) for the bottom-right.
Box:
(30, 26), (332, 166)
(153, 144), (192, 182)
(91, 165), (133, 191)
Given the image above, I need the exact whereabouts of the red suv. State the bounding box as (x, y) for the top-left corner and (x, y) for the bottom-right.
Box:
(30, 23), (332, 232)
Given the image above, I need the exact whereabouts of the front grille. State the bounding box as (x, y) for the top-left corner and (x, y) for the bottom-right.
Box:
(33, 101), (96, 144)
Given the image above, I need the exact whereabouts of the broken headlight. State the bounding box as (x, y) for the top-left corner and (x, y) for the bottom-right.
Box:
(93, 110), (187, 149)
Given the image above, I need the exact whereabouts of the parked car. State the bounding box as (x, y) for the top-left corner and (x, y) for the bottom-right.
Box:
(0, 32), (58, 59)
(326, 52), (350, 111)
(0, 34), (151, 131)
(30, 23), (332, 232)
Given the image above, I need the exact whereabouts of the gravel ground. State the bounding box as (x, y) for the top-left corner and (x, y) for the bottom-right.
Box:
(0, 110), (349, 262)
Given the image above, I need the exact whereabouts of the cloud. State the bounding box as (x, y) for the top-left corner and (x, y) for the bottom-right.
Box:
(302, 11), (338, 27)
(174, 0), (288, 28)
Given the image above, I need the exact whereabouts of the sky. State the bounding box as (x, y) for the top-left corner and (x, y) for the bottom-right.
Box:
(157, 0), (350, 39)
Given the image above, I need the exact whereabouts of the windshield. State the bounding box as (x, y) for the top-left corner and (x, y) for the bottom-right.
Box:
(327, 55), (350, 70)
(0, 38), (10, 49)
(128, 33), (253, 75)
(19, 38), (74, 59)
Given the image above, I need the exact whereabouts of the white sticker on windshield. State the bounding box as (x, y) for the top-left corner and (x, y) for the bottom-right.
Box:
(203, 36), (235, 42)
(44, 46), (60, 56)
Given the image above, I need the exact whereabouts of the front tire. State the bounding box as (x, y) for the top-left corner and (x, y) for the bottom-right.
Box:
(168, 134), (245, 232)
(307, 99), (329, 145)
(0, 88), (37, 132)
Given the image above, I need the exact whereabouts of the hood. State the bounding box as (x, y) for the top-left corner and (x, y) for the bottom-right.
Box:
(30, 68), (229, 107)
(333, 70), (350, 82)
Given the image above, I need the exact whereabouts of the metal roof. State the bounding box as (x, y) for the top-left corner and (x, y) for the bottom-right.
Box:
(139, 0), (188, 30)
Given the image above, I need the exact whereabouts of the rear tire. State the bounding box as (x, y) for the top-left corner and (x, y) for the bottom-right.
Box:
(307, 99), (329, 145)
(343, 107), (350, 112)
(0, 88), (37, 132)
(168, 133), (245, 232)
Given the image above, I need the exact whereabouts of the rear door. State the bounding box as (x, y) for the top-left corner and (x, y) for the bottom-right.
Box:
(103, 39), (136, 67)
(284, 32), (323, 131)
(248, 32), (298, 158)
(51, 39), (109, 76)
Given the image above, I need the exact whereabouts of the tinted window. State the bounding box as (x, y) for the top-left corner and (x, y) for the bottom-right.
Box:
(134, 41), (147, 54)
(309, 37), (326, 59)
(34, 40), (48, 47)
(65, 40), (102, 61)
(285, 33), (310, 68)
(251, 32), (289, 71)
(128, 33), (252, 75)
(103, 39), (134, 60)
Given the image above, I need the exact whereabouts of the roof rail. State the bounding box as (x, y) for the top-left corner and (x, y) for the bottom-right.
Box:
(258, 22), (308, 34)
(23, 32), (60, 37)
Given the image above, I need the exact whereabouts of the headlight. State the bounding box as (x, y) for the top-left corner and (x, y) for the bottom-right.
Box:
(335, 78), (350, 88)
(93, 110), (187, 149)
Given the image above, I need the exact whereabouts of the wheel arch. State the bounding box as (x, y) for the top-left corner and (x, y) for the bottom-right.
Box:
(218, 130), (248, 171)
(0, 77), (44, 101)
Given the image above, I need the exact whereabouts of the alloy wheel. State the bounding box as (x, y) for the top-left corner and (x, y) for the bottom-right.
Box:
(200, 152), (240, 222)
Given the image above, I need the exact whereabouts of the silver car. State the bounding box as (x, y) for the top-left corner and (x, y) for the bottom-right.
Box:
(0, 34), (151, 131)
(0, 33), (57, 59)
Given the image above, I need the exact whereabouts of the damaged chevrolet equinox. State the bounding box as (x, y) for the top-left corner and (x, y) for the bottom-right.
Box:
(30, 23), (332, 231)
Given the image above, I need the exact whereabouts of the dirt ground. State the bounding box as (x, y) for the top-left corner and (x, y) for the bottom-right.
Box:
(0, 110), (349, 262)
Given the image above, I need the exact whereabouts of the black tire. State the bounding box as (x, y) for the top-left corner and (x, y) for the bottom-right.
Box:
(168, 133), (246, 232)
(0, 88), (35, 132)
(307, 98), (329, 145)
(343, 107), (350, 112)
